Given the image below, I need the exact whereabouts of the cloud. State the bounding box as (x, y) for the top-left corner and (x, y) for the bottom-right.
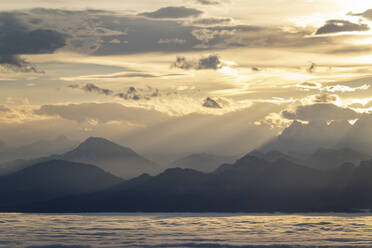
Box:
(0, 105), (11, 113)
(325, 84), (370, 93)
(116, 87), (142, 101)
(62, 72), (185, 81)
(81, 83), (113, 96)
(312, 94), (339, 103)
(0, 12), (65, 71)
(349, 102), (372, 109)
(3, 9), (332, 57)
(34, 102), (170, 125)
(295, 82), (322, 90)
(158, 38), (186, 44)
(282, 103), (360, 121)
(349, 101), (372, 109)
(0, 55), (41, 73)
(202, 97), (222, 108)
(140, 6), (203, 19)
(68, 83), (114, 96)
(171, 55), (223, 70)
(191, 17), (233, 26)
(349, 9), (372, 21)
(327, 45), (372, 54)
(315, 20), (370, 35)
(69, 84), (161, 101)
(195, 0), (222, 5)
(116, 86), (162, 101)
(11, 102), (282, 156)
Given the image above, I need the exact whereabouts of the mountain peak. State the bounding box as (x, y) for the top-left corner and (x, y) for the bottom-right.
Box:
(75, 137), (138, 157)
(61, 137), (159, 179)
(83, 136), (115, 145)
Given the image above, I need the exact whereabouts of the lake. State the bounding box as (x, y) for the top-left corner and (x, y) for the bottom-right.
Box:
(0, 213), (372, 247)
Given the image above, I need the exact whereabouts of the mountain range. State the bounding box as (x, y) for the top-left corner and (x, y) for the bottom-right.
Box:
(9, 155), (372, 213)
(1, 132), (372, 213)
(0, 136), (78, 163)
(0, 137), (160, 179)
(0, 160), (121, 208)
(169, 153), (238, 173)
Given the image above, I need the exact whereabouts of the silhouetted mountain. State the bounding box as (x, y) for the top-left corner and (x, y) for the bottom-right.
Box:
(0, 140), (7, 151)
(16, 155), (372, 213)
(0, 136), (78, 163)
(305, 148), (371, 170)
(344, 160), (372, 208)
(0, 137), (160, 179)
(0, 157), (51, 176)
(0, 160), (122, 208)
(60, 137), (159, 179)
(248, 150), (303, 164)
(169, 153), (237, 172)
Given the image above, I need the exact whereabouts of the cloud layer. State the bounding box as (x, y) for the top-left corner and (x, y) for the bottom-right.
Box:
(282, 104), (360, 121)
(141, 6), (203, 18)
(316, 20), (369, 35)
(172, 55), (223, 70)
(0, 12), (65, 71)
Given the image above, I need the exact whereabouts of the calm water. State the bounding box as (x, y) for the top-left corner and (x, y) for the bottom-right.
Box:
(0, 213), (372, 248)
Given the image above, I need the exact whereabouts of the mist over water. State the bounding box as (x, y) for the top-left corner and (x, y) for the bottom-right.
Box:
(1, 213), (372, 248)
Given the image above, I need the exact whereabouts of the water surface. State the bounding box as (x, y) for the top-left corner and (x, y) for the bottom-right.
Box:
(1, 213), (372, 247)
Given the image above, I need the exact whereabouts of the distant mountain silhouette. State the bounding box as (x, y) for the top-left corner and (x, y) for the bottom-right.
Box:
(0, 136), (78, 163)
(305, 148), (371, 170)
(248, 148), (370, 171)
(169, 153), (237, 172)
(59, 137), (159, 179)
(0, 137), (160, 179)
(0, 160), (122, 208)
(0, 140), (7, 151)
(248, 150), (303, 164)
(0, 157), (51, 176)
(15, 156), (372, 213)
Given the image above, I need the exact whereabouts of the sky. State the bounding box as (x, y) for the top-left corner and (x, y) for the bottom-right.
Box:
(0, 0), (371, 156)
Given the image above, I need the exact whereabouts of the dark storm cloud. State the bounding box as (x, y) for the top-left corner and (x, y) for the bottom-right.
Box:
(198, 55), (223, 69)
(1, 9), (333, 57)
(140, 6), (203, 19)
(203, 97), (222, 108)
(171, 55), (223, 70)
(349, 9), (372, 21)
(282, 103), (360, 121)
(0, 55), (40, 73)
(315, 20), (370, 35)
(0, 12), (65, 71)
